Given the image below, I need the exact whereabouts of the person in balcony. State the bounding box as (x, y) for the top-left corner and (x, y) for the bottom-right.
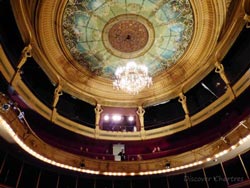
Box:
(118, 149), (126, 161)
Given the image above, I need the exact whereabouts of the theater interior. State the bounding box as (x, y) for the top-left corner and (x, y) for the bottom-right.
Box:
(0, 0), (250, 187)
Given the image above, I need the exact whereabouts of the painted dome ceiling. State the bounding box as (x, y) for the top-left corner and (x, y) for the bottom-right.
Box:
(62, 0), (194, 78)
(19, 0), (227, 107)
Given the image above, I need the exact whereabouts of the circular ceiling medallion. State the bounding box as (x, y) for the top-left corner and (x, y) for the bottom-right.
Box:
(102, 14), (154, 58)
(62, 0), (194, 78)
(109, 20), (148, 53)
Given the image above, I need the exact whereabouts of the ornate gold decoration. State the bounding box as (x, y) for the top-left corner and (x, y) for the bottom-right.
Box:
(11, 44), (32, 85)
(94, 104), (103, 126)
(52, 84), (63, 108)
(102, 14), (155, 59)
(108, 20), (149, 53)
(18, 44), (32, 69)
(178, 92), (189, 116)
(178, 92), (192, 127)
(244, 14), (250, 28)
(215, 61), (236, 98)
(136, 106), (145, 129)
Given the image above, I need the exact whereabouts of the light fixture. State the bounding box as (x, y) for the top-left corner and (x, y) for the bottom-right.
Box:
(104, 115), (110, 121)
(128, 116), (134, 122)
(112, 114), (122, 121)
(113, 62), (152, 95)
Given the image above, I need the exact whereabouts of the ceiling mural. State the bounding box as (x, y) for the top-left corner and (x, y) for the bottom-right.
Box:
(62, 0), (194, 78)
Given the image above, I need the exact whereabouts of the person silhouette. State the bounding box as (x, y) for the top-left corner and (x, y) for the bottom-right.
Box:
(118, 149), (125, 161)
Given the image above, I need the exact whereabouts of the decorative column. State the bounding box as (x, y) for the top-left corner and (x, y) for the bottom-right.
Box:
(52, 84), (63, 108)
(244, 14), (250, 28)
(215, 61), (236, 99)
(178, 92), (192, 127)
(51, 84), (63, 122)
(136, 106), (146, 139)
(11, 44), (32, 85)
(94, 104), (103, 138)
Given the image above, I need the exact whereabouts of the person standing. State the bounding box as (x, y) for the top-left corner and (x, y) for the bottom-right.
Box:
(118, 149), (125, 161)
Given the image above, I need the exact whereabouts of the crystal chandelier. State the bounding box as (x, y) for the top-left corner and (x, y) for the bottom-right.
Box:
(113, 62), (153, 95)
